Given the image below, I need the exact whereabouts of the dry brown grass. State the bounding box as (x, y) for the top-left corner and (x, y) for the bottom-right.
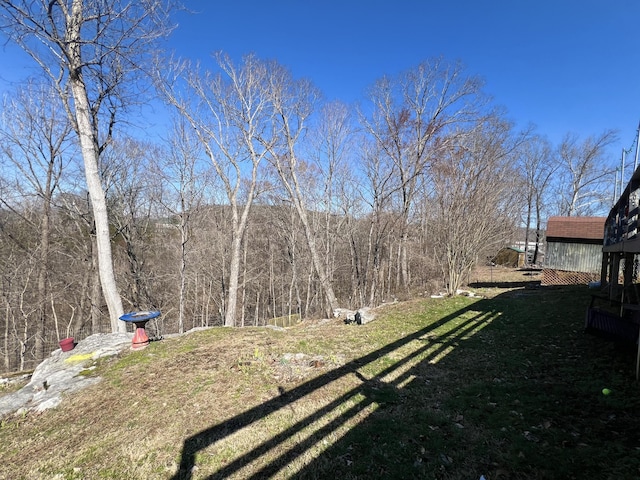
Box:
(0, 318), (401, 479)
(2, 268), (639, 480)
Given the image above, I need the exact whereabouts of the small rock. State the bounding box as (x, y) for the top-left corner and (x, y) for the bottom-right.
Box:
(34, 397), (62, 413)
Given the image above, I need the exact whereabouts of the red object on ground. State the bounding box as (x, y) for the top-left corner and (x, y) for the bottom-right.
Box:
(59, 337), (75, 352)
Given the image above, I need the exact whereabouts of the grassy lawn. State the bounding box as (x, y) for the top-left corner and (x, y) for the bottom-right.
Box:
(1, 268), (639, 479)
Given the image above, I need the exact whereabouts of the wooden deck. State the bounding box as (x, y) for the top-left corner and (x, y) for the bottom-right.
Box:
(600, 165), (640, 379)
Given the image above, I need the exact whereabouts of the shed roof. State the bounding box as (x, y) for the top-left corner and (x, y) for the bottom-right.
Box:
(546, 216), (605, 241)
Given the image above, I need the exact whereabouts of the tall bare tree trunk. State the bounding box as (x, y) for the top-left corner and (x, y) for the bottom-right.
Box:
(178, 221), (187, 334)
(34, 189), (50, 360)
(224, 234), (243, 327)
(298, 204), (339, 315)
(254, 290), (260, 326)
(533, 200), (543, 265)
(241, 230), (249, 328)
(3, 300), (9, 372)
(63, 0), (124, 332)
(69, 77), (125, 332)
(90, 236), (102, 333)
(524, 202), (532, 265)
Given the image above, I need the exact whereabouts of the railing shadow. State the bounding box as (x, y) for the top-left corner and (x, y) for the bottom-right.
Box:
(468, 280), (541, 289)
(171, 297), (503, 480)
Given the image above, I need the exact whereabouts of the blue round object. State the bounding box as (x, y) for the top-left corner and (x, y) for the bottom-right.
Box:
(119, 310), (161, 322)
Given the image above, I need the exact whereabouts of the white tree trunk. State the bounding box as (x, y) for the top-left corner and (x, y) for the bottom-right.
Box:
(178, 221), (187, 334)
(70, 78), (125, 332)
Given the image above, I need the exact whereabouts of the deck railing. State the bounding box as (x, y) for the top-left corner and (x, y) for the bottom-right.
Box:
(603, 168), (640, 251)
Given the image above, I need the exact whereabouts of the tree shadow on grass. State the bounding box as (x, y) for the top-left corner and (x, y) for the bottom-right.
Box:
(171, 285), (640, 479)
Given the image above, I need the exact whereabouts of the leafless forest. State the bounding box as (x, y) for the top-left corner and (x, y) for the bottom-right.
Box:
(0, 1), (617, 373)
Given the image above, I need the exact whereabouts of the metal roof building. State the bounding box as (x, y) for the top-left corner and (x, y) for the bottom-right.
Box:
(543, 216), (605, 285)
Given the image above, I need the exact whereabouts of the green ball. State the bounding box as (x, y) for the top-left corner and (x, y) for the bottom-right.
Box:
(602, 388), (611, 395)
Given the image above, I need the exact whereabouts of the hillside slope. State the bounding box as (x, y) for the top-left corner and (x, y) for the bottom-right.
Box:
(1, 270), (639, 479)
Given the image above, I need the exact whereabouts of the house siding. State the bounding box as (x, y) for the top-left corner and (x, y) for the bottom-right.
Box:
(545, 241), (602, 273)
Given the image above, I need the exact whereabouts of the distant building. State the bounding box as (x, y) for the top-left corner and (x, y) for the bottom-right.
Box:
(542, 216), (605, 285)
(511, 240), (545, 264)
(493, 246), (526, 268)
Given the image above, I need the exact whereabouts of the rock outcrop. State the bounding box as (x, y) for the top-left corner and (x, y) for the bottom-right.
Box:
(0, 333), (132, 417)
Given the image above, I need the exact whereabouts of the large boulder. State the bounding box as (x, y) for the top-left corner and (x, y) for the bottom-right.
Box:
(0, 333), (132, 417)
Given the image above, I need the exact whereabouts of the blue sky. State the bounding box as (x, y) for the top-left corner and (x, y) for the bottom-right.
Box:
(2, 1), (640, 160)
(169, 0), (640, 152)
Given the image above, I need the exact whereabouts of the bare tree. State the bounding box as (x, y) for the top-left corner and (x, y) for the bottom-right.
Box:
(55, 191), (103, 336)
(0, 82), (74, 360)
(155, 117), (209, 333)
(260, 63), (340, 316)
(518, 133), (558, 264)
(556, 130), (617, 216)
(360, 58), (485, 290)
(430, 116), (520, 295)
(357, 139), (402, 306)
(103, 137), (158, 311)
(0, 204), (39, 370)
(0, 0), (176, 332)
(306, 101), (357, 304)
(158, 53), (276, 327)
